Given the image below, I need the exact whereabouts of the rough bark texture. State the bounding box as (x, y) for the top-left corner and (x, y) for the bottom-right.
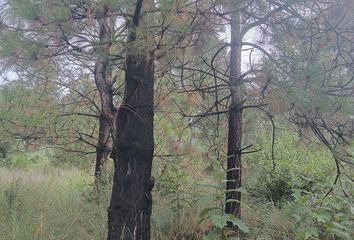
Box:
(225, 4), (243, 232)
(108, 52), (154, 240)
(93, 0), (155, 238)
(107, 0), (155, 239)
(94, 113), (111, 182)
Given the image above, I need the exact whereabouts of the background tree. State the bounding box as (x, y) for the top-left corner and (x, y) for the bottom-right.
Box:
(171, 0), (354, 234)
(0, 0), (115, 179)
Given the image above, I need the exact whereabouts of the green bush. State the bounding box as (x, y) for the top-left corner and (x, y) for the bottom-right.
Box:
(246, 169), (294, 207)
(287, 188), (353, 240)
(49, 148), (95, 168)
(244, 126), (335, 206)
(1, 150), (53, 168)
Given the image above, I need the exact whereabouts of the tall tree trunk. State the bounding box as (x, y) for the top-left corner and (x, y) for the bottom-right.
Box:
(108, 52), (154, 240)
(93, 2), (115, 190)
(225, 3), (243, 233)
(94, 113), (110, 184)
(107, 1), (155, 239)
(94, 1), (155, 238)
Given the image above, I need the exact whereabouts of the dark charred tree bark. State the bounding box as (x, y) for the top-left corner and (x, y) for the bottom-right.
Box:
(94, 113), (111, 183)
(107, 12), (154, 240)
(225, 4), (243, 233)
(93, 1), (155, 238)
(108, 51), (154, 240)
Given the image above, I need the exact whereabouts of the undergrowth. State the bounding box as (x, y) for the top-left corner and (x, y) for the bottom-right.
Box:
(0, 128), (352, 240)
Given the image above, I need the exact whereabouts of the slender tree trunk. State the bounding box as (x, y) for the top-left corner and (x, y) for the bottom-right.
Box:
(225, 3), (243, 233)
(94, 113), (110, 183)
(93, 2), (115, 191)
(107, 1), (155, 239)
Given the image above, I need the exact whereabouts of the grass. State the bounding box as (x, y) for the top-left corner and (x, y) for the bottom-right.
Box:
(0, 155), (351, 240)
(0, 166), (294, 240)
(0, 166), (209, 240)
(0, 167), (108, 240)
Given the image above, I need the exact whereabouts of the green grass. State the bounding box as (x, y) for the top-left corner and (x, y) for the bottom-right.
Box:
(0, 167), (208, 240)
(0, 144), (351, 240)
(0, 167), (108, 240)
(0, 166), (352, 240)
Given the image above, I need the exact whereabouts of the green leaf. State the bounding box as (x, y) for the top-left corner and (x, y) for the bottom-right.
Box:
(305, 227), (319, 239)
(313, 210), (332, 223)
(227, 216), (250, 234)
(203, 229), (221, 240)
(210, 215), (229, 228)
(199, 207), (220, 220)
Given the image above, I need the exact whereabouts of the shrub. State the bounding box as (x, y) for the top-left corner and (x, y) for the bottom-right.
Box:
(244, 126), (335, 206)
(287, 188), (353, 240)
(246, 169), (294, 207)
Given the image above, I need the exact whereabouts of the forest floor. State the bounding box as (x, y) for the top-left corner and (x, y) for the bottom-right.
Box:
(0, 159), (352, 240)
(0, 166), (286, 240)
